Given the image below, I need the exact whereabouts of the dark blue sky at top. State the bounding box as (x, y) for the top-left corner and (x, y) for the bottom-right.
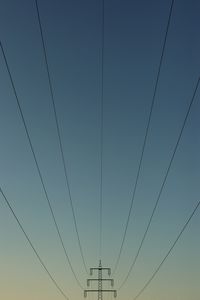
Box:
(0, 1), (200, 300)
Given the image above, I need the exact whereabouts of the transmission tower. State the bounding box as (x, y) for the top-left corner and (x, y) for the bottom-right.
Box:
(84, 260), (117, 300)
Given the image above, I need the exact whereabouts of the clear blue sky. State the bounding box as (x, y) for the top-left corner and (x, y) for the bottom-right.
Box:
(0, 0), (200, 299)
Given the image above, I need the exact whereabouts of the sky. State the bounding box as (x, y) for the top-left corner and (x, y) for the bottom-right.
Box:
(0, 0), (200, 299)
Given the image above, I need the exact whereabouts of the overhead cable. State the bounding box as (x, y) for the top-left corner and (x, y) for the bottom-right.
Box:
(118, 77), (200, 289)
(0, 39), (84, 290)
(133, 195), (200, 300)
(99, 0), (105, 261)
(34, 0), (88, 275)
(0, 186), (69, 300)
(112, 0), (175, 275)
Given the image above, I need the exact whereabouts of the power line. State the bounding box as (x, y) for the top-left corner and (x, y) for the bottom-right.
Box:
(0, 40), (83, 290)
(34, 0), (88, 276)
(132, 196), (200, 300)
(0, 186), (69, 300)
(112, 0), (175, 275)
(99, 0), (105, 260)
(118, 77), (200, 290)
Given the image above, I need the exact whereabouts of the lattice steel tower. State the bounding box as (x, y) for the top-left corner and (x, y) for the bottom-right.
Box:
(84, 260), (117, 300)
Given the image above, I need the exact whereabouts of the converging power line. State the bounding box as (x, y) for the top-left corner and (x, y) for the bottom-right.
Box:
(118, 77), (200, 289)
(112, 0), (175, 276)
(0, 38), (84, 290)
(0, 186), (70, 300)
(34, 0), (88, 278)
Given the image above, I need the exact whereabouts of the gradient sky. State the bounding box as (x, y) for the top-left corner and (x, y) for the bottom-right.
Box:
(0, 0), (200, 299)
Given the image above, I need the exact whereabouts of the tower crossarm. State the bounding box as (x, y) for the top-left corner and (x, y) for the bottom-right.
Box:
(87, 278), (114, 287)
(84, 290), (117, 298)
(90, 267), (111, 276)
